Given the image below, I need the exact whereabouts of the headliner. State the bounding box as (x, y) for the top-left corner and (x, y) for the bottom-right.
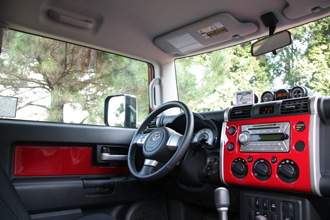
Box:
(0, 0), (330, 65)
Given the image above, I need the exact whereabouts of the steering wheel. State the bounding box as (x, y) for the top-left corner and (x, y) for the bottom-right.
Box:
(127, 101), (194, 181)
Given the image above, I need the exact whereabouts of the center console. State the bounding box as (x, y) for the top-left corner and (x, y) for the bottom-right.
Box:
(220, 96), (320, 195)
(240, 190), (321, 220)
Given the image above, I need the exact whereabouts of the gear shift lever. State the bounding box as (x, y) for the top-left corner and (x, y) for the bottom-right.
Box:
(214, 187), (230, 220)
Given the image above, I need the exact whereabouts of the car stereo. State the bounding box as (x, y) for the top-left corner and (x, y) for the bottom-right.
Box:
(239, 122), (290, 153)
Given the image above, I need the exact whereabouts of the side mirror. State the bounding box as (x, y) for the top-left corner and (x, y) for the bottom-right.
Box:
(251, 31), (292, 56)
(104, 94), (137, 128)
(0, 96), (18, 118)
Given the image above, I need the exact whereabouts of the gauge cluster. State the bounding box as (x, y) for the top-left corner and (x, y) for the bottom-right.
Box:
(163, 113), (219, 150)
(192, 128), (214, 146)
(261, 86), (313, 102)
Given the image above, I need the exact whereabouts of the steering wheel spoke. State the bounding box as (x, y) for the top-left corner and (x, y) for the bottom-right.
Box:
(166, 133), (183, 152)
(135, 133), (151, 147)
(144, 159), (159, 167)
(138, 159), (159, 176)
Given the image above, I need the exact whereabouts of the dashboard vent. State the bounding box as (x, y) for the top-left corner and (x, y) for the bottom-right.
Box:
(281, 98), (309, 114)
(230, 105), (252, 120)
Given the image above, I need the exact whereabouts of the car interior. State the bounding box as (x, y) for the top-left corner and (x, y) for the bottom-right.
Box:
(1, 0), (330, 220)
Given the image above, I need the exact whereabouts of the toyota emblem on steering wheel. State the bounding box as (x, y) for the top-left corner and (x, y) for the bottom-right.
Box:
(150, 132), (161, 141)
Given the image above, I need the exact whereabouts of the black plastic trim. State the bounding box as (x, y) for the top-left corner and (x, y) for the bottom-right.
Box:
(13, 176), (159, 213)
(229, 97), (311, 121)
(240, 190), (322, 220)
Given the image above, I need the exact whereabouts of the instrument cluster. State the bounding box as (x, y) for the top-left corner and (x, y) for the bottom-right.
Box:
(260, 86), (313, 103)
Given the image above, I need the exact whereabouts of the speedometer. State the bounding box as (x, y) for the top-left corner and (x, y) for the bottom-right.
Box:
(193, 128), (214, 146)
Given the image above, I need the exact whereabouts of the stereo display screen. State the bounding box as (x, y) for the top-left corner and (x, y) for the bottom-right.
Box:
(251, 134), (284, 142)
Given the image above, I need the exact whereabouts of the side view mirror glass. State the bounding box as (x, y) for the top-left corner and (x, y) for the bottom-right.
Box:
(0, 96), (18, 118)
(251, 31), (292, 56)
(104, 94), (137, 128)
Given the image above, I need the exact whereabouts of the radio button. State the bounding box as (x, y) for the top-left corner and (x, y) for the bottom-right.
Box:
(271, 157), (277, 163)
(295, 141), (305, 152)
(228, 126), (236, 135)
(227, 143), (235, 151)
(295, 122), (306, 132)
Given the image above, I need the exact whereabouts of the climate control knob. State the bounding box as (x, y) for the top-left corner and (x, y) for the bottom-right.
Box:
(239, 132), (251, 145)
(253, 159), (271, 181)
(231, 158), (248, 179)
(232, 162), (246, 175)
(277, 159), (299, 183)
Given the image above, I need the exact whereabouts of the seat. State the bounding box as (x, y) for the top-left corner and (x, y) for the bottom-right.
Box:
(0, 164), (115, 220)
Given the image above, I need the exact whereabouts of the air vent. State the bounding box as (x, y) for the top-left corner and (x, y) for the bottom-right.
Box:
(230, 105), (252, 120)
(281, 98), (309, 114)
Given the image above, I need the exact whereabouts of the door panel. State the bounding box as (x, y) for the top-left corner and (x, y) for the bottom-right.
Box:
(14, 146), (129, 176)
(0, 120), (134, 176)
(13, 176), (158, 213)
(0, 120), (159, 215)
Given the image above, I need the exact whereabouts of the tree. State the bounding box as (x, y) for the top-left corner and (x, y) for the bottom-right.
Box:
(176, 42), (271, 111)
(0, 30), (148, 125)
(303, 17), (330, 96)
(177, 17), (330, 111)
(263, 17), (330, 95)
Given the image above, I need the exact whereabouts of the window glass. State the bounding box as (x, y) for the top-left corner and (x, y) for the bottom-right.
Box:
(176, 17), (330, 112)
(0, 30), (149, 126)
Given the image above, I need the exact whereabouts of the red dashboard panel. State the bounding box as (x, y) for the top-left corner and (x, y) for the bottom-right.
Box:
(14, 146), (129, 176)
(223, 114), (312, 193)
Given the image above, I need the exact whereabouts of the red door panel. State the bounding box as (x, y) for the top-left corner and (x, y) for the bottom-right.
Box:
(14, 146), (129, 176)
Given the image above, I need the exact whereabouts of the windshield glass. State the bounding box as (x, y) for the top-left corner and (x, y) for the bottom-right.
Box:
(176, 17), (330, 112)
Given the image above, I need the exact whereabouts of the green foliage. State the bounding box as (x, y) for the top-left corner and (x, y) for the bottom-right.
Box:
(176, 42), (271, 111)
(0, 30), (148, 125)
(177, 17), (330, 110)
(1, 16), (330, 124)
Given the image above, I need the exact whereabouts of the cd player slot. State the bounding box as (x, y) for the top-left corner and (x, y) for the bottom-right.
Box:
(248, 127), (280, 130)
(250, 134), (289, 142)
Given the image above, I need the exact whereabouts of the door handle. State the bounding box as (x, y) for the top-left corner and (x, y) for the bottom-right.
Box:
(101, 153), (127, 161)
(149, 77), (161, 110)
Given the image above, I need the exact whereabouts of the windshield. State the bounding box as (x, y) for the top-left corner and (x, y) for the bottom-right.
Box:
(176, 17), (330, 112)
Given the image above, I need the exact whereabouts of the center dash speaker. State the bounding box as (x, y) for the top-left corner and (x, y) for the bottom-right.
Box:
(125, 201), (165, 220)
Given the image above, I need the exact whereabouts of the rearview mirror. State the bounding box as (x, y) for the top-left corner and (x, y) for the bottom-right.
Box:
(251, 31), (292, 56)
(104, 94), (137, 128)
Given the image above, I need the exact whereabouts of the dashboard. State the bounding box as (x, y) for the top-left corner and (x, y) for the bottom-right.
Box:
(157, 86), (330, 219)
(221, 90), (320, 195)
(160, 86), (330, 197)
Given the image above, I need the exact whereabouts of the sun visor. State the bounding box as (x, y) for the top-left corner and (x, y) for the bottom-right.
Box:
(284, 0), (330, 19)
(154, 13), (257, 55)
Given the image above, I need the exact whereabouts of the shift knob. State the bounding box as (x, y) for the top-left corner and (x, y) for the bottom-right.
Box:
(255, 215), (267, 220)
(214, 187), (230, 220)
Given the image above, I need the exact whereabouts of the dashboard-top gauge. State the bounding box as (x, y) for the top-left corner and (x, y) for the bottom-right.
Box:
(291, 86), (306, 98)
(261, 91), (275, 102)
(193, 128), (214, 146)
(276, 89), (290, 100)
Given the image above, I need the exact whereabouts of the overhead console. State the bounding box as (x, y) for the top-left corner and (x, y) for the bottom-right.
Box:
(220, 89), (324, 195)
